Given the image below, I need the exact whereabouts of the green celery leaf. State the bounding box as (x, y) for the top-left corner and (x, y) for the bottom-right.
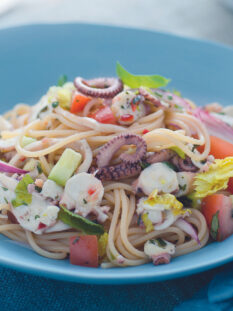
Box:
(12, 174), (34, 208)
(58, 206), (104, 235)
(116, 62), (170, 88)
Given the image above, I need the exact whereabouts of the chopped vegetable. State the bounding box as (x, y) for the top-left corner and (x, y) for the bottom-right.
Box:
(175, 218), (200, 245)
(21, 136), (36, 148)
(0, 161), (28, 175)
(57, 74), (68, 87)
(48, 148), (82, 186)
(144, 189), (189, 216)
(201, 194), (233, 241)
(58, 206), (104, 235)
(194, 157), (233, 198)
(120, 114), (134, 123)
(12, 174), (34, 208)
(194, 108), (233, 143)
(70, 235), (98, 267)
(116, 62), (170, 88)
(170, 146), (185, 159)
(90, 106), (116, 124)
(57, 88), (72, 109)
(142, 213), (154, 232)
(70, 94), (91, 113)
(52, 101), (59, 108)
(98, 232), (108, 257)
(209, 136), (233, 159)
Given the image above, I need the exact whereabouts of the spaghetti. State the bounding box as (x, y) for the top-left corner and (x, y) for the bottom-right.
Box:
(0, 67), (229, 269)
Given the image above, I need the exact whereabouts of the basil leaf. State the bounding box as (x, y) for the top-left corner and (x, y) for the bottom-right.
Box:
(58, 206), (104, 235)
(116, 62), (170, 88)
(12, 174), (34, 208)
(57, 75), (68, 87)
(210, 211), (219, 240)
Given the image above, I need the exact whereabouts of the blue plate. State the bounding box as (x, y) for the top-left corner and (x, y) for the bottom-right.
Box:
(0, 24), (233, 284)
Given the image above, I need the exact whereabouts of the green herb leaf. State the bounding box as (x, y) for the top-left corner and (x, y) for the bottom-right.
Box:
(58, 206), (104, 235)
(170, 146), (185, 159)
(2, 187), (7, 191)
(37, 163), (42, 174)
(35, 215), (40, 220)
(140, 161), (151, 169)
(210, 211), (219, 240)
(12, 174), (34, 208)
(179, 184), (187, 191)
(156, 238), (167, 248)
(57, 75), (68, 87)
(163, 161), (176, 170)
(35, 186), (42, 193)
(52, 101), (59, 108)
(116, 62), (170, 88)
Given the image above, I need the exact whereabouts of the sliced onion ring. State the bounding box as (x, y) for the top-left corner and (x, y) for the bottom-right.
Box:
(175, 218), (200, 245)
(0, 161), (28, 175)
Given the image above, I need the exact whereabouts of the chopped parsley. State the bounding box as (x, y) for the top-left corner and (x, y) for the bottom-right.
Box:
(2, 187), (8, 191)
(72, 237), (80, 245)
(83, 199), (87, 204)
(35, 215), (40, 220)
(4, 197), (8, 204)
(35, 186), (42, 193)
(37, 163), (43, 174)
(154, 91), (162, 98)
(52, 101), (59, 108)
(163, 161), (176, 170)
(210, 211), (219, 240)
(167, 95), (173, 100)
(179, 184), (187, 191)
(156, 238), (167, 248)
(140, 161), (151, 169)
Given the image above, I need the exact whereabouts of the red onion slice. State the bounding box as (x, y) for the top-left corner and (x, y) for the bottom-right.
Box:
(194, 108), (233, 143)
(0, 161), (28, 175)
(175, 218), (200, 245)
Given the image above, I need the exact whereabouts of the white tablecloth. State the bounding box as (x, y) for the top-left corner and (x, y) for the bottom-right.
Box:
(0, 0), (233, 46)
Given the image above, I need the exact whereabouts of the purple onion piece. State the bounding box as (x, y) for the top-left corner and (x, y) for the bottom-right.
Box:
(0, 161), (28, 175)
(175, 218), (201, 245)
(194, 108), (233, 143)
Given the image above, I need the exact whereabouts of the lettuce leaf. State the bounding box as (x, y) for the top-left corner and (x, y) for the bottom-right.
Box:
(12, 174), (34, 207)
(116, 62), (170, 88)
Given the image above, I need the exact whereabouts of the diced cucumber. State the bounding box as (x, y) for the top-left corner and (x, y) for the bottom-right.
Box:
(48, 148), (82, 186)
(22, 136), (36, 147)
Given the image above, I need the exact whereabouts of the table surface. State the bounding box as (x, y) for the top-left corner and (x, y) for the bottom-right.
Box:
(0, 0), (233, 46)
(0, 1), (233, 310)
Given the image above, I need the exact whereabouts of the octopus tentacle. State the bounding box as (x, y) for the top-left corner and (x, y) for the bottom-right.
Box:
(138, 87), (168, 108)
(96, 134), (147, 168)
(74, 77), (123, 98)
(171, 155), (198, 172)
(146, 149), (175, 164)
(151, 253), (171, 265)
(90, 162), (142, 182)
